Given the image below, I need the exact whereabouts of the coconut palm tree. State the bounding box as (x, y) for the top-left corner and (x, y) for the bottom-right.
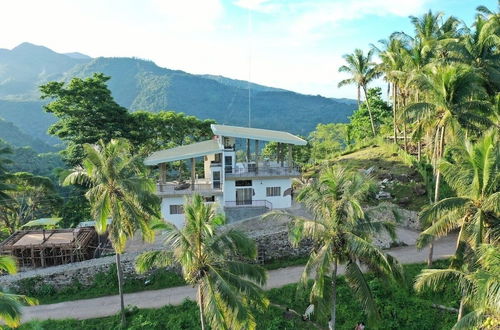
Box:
(0, 256), (38, 327)
(417, 130), (499, 251)
(447, 9), (500, 95)
(63, 138), (158, 326)
(415, 244), (500, 328)
(268, 167), (403, 330)
(135, 194), (268, 330)
(338, 49), (380, 136)
(405, 64), (491, 265)
(374, 36), (407, 145)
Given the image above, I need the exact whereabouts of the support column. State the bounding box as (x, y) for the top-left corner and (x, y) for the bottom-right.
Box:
(159, 163), (166, 183)
(191, 158), (196, 191)
(288, 144), (293, 167)
(255, 140), (259, 173)
(246, 138), (251, 162)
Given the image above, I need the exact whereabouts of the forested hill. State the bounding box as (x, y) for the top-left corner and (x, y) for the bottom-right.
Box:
(0, 42), (356, 149)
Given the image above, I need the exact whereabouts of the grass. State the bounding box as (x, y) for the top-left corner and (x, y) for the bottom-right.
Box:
(333, 144), (428, 211)
(14, 266), (186, 305)
(262, 255), (309, 270)
(18, 260), (459, 330)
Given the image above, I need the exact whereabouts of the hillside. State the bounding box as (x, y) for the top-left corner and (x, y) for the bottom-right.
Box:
(0, 42), (356, 149)
(0, 117), (55, 152)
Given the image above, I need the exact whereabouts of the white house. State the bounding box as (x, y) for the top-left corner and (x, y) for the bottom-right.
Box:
(144, 124), (306, 228)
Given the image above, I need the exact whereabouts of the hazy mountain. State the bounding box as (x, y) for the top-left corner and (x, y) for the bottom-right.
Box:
(0, 42), (357, 150)
(63, 52), (92, 60)
(0, 117), (55, 152)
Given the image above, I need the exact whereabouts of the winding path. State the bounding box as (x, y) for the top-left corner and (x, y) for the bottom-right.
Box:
(21, 233), (456, 323)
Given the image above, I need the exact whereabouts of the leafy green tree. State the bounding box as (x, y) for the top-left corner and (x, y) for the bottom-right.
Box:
(415, 244), (500, 328)
(0, 172), (61, 234)
(348, 88), (392, 141)
(63, 139), (159, 326)
(268, 167), (403, 329)
(0, 256), (38, 327)
(136, 194), (268, 330)
(308, 123), (351, 162)
(0, 143), (14, 202)
(338, 49), (380, 136)
(40, 73), (131, 166)
(418, 130), (499, 251)
(261, 140), (311, 166)
(128, 111), (215, 155)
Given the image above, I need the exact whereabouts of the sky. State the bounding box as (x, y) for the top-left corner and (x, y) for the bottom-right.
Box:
(0, 0), (497, 99)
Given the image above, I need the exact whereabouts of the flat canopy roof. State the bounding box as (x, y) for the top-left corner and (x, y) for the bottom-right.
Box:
(144, 139), (222, 165)
(211, 124), (307, 145)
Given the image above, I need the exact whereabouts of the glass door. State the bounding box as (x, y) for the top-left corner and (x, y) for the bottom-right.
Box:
(236, 188), (253, 205)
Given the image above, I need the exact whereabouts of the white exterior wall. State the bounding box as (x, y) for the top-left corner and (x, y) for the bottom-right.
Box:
(223, 177), (292, 209)
(161, 195), (224, 228)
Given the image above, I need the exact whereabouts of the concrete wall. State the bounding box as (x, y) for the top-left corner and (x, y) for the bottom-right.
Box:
(0, 229), (310, 291)
(161, 195), (224, 228)
(224, 178), (292, 209)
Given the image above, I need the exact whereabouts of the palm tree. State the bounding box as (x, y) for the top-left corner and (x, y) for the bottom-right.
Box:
(405, 64), (491, 265)
(417, 130), (499, 251)
(447, 8), (500, 95)
(338, 49), (380, 136)
(63, 138), (158, 326)
(0, 256), (38, 327)
(135, 194), (268, 330)
(374, 36), (407, 146)
(268, 167), (403, 330)
(415, 244), (500, 328)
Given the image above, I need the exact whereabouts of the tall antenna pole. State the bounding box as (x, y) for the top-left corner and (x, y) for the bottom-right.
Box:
(247, 6), (252, 128)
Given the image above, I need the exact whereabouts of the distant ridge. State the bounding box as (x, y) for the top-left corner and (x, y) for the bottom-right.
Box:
(0, 42), (357, 150)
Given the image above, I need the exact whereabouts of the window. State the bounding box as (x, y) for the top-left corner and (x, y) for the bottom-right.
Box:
(266, 187), (281, 197)
(213, 171), (221, 189)
(224, 156), (233, 173)
(204, 196), (215, 202)
(169, 205), (184, 214)
(235, 180), (252, 187)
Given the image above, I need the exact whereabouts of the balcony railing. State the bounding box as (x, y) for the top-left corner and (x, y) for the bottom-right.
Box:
(156, 182), (222, 195)
(225, 166), (300, 178)
(224, 200), (272, 209)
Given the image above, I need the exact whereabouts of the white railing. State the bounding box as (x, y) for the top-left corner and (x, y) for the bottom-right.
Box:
(225, 166), (300, 178)
(156, 182), (221, 195)
(224, 200), (272, 209)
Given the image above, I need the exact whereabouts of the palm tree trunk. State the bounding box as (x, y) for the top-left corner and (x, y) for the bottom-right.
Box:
(329, 259), (338, 330)
(403, 121), (408, 152)
(362, 86), (376, 137)
(429, 125), (446, 266)
(198, 285), (205, 330)
(457, 299), (465, 321)
(417, 141), (421, 161)
(115, 252), (126, 326)
(392, 83), (398, 145)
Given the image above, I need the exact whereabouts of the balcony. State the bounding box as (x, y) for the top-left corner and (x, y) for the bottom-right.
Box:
(225, 165), (300, 179)
(224, 200), (272, 209)
(156, 182), (222, 196)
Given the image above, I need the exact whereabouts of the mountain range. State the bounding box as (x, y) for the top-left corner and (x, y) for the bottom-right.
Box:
(0, 42), (356, 152)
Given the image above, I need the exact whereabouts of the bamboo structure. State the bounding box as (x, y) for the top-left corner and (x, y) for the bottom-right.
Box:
(0, 228), (99, 268)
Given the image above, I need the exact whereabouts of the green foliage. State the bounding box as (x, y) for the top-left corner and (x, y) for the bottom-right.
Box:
(260, 141), (311, 166)
(128, 111), (215, 155)
(18, 262), (458, 330)
(40, 73), (132, 166)
(308, 123), (352, 161)
(349, 88), (392, 141)
(0, 171), (61, 234)
(14, 266), (185, 305)
(136, 194), (268, 330)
